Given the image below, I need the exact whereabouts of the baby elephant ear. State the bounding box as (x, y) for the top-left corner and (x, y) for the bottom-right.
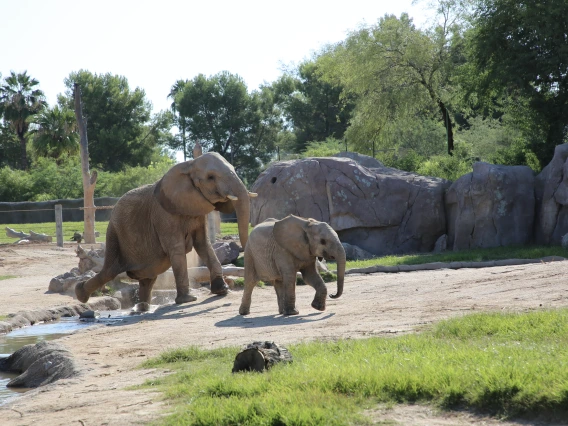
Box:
(273, 215), (312, 260)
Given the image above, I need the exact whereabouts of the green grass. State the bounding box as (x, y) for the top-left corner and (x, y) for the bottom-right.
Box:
(0, 221), (244, 245)
(0, 275), (17, 280)
(341, 245), (568, 270)
(141, 309), (568, 425)
(0, 221), (110, 244)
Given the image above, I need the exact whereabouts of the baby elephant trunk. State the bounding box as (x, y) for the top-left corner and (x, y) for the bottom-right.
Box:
(329, 246), (345, 299)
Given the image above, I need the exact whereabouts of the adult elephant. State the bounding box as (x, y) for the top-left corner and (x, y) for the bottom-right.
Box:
(239, 215), (345, 316)
(76, 152), (254, 311)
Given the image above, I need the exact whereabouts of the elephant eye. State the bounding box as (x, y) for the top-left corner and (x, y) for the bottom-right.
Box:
(207, 175), (215, 181)
(320, 239), (326, 245)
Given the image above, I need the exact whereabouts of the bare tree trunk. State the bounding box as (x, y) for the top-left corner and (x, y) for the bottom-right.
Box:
(74, 83), (97, 244)
(438, 100), (454, 155)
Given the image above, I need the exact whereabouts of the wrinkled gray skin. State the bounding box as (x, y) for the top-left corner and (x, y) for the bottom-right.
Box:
(239, 215), (345, 316)
(76, 153), (251, 312)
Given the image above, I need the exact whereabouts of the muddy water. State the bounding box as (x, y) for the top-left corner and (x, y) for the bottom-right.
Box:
(0, 312), (129, 404)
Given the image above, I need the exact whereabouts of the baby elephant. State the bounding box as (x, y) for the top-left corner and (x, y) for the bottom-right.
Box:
(239, 215), (345, 316)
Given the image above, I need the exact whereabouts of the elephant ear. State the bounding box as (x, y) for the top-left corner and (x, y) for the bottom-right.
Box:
(214, 200), (235, 214)
(273, 215), (312, 260)
(154, 161), (214, 216)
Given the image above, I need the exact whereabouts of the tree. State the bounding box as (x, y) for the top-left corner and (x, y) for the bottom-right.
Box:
(0, 71), (47, 169)
(175, 72), (280, 183)
(61, 70), (170, 171)
(168, 79), (191, 161)
(272, 60), (354, 153)
(31, 105), (79, 161)
(468, 0), (568, 165)
(320, 4), (467, 156)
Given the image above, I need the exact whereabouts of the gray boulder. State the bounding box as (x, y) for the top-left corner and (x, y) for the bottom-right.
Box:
(333, 152), (384, 169)
(251, 157), (449, 256)
(446, 162), (535, 250)
(0, 341), (79, 388)
(342, 242), (375, 261)
(535, 144), (568, 244)
(48, 269), (95, 294)
(213, 241), (241, 265)
(433, 234), (447, 253)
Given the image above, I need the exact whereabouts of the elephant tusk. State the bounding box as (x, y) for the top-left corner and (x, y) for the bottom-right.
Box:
(248, 192), (258, 198)
(227, 195), (238, 201)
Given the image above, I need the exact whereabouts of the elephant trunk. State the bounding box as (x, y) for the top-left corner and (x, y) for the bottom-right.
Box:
(329, 245), (345, 299)
(232, 183), (251, 250)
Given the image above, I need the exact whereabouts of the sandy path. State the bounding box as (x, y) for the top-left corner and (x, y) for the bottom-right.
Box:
(1, 245), (567, 425)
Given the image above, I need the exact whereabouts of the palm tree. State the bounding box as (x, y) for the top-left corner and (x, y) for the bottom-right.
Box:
(32, 105), (79, 161)
(168, 79), (189, 160)
(0, 71), (47, 169)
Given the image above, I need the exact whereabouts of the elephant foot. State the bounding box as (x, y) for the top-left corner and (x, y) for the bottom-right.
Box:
(132, 302), (151, 312)
(239, 306), (250, 315)
(210, 277), (229, 295)
(75, 282), (90, 303)
(283, 308), (299, 316)
(175, 293), (198, 304)
(311, 299), (326, 311)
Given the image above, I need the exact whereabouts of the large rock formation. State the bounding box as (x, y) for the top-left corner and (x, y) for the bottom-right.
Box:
(535, 144), (568, 244)
(446, 162), (535, 250)
(250, 157), (450, 256)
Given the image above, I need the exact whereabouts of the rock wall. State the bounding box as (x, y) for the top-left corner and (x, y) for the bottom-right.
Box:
(535, 144), (568, 244)
(251, 146), (568, 255)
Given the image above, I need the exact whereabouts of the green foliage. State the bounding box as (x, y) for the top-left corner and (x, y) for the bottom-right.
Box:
(0, 71), (47, 170)
(415, 142), (473, 181)
(320, 7), (466, 156)
(31, 105), (78, 161)
(468, 0), (568, 165)
(95, 158), (174, 197)
(142, 309), (568, 424)
(0, 155), (174, 201)
(61, 70), (170, 172)
(0, 166), (34, 201)
(0, 120), (22, 169)
(273, 59), (354, 153)
(175, 72), (280, 184)
(301, 137), (344, 158)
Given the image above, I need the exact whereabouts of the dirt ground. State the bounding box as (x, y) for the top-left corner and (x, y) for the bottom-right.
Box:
(0, 243), (567, 426)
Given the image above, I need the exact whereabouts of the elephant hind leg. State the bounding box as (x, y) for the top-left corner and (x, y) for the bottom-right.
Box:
(76, 225), (124, 303)
(133, 277), (157, 312)
(75, 261), (122, 303)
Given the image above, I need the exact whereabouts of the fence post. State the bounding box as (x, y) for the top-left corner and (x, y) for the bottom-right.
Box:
(55, 204), (63, 247)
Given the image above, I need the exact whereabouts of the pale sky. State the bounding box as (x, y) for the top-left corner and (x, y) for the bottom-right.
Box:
(2, 0), (430, 115)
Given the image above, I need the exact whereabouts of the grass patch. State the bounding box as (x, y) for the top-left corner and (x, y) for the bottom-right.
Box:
(0, 275), (17, 281)
(141, 309), (568, 425)
(342, 245), (568, 270)
(0, 221), (242, 245)
(0, 221), (110, 244)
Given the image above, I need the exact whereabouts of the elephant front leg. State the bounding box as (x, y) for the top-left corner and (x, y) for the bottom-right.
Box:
(281, 272), (299, 316)
(170, 251), (198, 304)
(194, 225), (229, 295)
(301, 263), (327, 311)
(274, 280), (285, 315)
(133, 277), (157, 312)
(239, 256), (258, 315)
